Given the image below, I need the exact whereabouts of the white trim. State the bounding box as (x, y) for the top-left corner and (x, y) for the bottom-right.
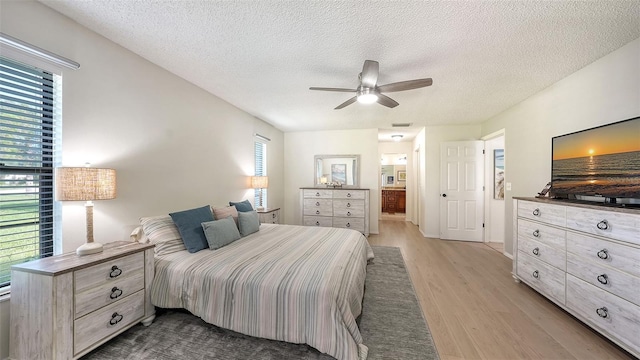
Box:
(481, 128), (506, 141)
(0, 32), (79, 73)
(503, 251), (513, 259)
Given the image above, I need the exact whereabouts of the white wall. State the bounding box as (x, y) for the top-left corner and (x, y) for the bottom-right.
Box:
(284, 129), (380, 234)
(0, 2), (284, 358)
(481, 37), (640, 256)
(421, 126), (483, 238)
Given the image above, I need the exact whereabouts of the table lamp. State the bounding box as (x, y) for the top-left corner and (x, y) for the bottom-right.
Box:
(55, 166), (116, 255)
(251, 176), (268, 210)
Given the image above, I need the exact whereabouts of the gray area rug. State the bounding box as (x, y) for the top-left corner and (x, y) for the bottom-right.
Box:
(83, 246), (439, 360)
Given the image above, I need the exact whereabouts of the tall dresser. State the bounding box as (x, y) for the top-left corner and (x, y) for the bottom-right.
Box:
(513, 197), (640, 357)
(300, 188), (370, 236)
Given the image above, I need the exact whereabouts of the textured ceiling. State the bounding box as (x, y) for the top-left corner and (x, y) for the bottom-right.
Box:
(41, 1), (640, 138)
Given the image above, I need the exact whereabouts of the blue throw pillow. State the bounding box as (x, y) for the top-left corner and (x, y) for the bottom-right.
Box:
(202, 216), (241, 250)
(229, 199), (253, 212)
(238, 210), (260, 237)
(169, 205), (214, 253)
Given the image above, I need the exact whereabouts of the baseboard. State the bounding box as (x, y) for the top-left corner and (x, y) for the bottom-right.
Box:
(503, 251), (513, 259)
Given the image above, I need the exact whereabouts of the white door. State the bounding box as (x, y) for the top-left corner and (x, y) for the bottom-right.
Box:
(440, 141), (484, 241)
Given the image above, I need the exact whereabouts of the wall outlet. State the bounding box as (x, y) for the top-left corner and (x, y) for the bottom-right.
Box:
(506, 182), (512, 191)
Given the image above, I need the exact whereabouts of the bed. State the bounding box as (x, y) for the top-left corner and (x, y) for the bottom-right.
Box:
(145, 222), (374, 360)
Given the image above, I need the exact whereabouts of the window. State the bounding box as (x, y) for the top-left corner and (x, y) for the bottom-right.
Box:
(0, 57), (61, 288)
(254, 140), (267, 208)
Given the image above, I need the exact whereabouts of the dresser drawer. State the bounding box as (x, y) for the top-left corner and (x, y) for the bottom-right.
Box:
(566, 275), (640, 355)
(519, 236), (566, 271)
(333, 206), (365, 218)
(303, 189), (333, 199)
(333, 190), (366, 200)
(303, 199), (333, 216)
(333, 199), (364, 215)
(567, 252), (640, 306)
(75, 269), (144, 318)
(517, 252), (565, 304)
(259, 211), (279, 224)
(518, 219), (566, 251)
(566, 231), (640, 278)
(518, 201), (566, 227)
(566, 206), (640, 246)
(332, 217), (365, 233)
(75, 252), (144, 295)
(74, 290), (145, 355)
(303, 216), (332, 227)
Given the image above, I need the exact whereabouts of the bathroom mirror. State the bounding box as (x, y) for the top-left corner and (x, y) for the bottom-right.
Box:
(314, 154), (360, 188)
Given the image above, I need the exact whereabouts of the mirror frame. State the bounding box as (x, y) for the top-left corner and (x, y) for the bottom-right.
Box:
(314, 154), (360, 188)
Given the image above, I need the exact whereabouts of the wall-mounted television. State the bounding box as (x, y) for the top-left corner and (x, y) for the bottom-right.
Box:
(551, 116), (640, 205)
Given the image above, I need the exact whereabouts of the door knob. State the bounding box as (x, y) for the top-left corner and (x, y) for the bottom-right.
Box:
(442, 194), (447, 197)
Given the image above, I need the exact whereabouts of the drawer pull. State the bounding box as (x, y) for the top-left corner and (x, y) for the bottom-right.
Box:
(347, 211), (351, 216)
(532, 270), (539, 279)
(110, 287), (123, 299)
(597, 274), (609, 285)
(109, 266), (122, 278)
(109, 312), (124, 326)
(347, 203), (351, 208)
(596, 307), (608, 319)
(597, 249), (609, 260)
(346, 222), (351, 228)
(532, 229), (540, 238)
(315, 202), (320, 206)
(272, 213), (276, 218)
(596, 220), (609, 230)
(347, 193), (352, 198)
(316, 210), (320, 215)
(315, 192), (320, 197)
(532, 247), (539, 256)
(532, 208), (540, 216)
(315, 221), (320, 226)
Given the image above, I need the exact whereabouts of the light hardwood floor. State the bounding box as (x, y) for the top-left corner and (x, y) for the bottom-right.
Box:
(368, 220), (634, 360)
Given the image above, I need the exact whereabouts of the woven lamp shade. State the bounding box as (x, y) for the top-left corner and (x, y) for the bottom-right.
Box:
(251, 176), (268, 189)
(55, 167), (117, 201)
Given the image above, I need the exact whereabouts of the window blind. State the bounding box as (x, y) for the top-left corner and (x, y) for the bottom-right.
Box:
(0, 56), (60, 287)
(254, 140), (267, 207)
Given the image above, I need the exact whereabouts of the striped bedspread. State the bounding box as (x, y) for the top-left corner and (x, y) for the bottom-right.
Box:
(151, 224), (374, 360)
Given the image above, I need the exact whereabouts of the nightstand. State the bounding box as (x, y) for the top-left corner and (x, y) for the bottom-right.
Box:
(10, 241), (155, 360)
(257, 207), (280, 224)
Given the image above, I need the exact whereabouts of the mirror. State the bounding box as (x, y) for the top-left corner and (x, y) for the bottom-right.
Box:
(314, 154), (360, 188)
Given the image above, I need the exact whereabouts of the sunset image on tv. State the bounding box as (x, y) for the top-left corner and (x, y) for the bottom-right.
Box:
(552, 118), (640, 199)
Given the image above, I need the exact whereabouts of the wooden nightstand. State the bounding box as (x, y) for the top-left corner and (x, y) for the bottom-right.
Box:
(10, 241), (155, 360)
(257, 207), (280, 224)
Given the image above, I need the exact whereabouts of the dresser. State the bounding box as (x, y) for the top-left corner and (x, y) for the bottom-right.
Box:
(513, 198), (640, 357)
(300, 188), (370, 236)
(10, 242), (155, 360)
(257, 207), (280, 224)
(381, 189), (406, 213)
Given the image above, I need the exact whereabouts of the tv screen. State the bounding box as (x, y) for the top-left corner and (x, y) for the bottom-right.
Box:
(551, 116), (640, 202)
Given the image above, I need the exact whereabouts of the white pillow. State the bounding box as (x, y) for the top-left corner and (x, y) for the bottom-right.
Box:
(129, 226), (149, 244)
(140, 215), (186, 256)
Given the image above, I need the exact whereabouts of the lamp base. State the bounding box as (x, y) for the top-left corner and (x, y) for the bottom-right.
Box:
(76, 242), (104, 256)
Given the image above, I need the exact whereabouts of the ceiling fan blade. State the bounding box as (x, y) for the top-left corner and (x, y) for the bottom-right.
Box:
(377, 78), (433, 93)
(376, 93), (399, 108)
(309, 87), (356, 92)
(334, 96), (357, 110)
(360, 60), (379, 88)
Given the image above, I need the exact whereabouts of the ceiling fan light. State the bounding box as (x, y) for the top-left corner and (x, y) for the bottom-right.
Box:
(357, 93), (378, 104)
(391, 134), (403, 142)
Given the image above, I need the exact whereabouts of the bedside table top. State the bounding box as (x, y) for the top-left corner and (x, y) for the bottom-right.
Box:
(11, 241), (154, 276)
(256, 207), (280, 213)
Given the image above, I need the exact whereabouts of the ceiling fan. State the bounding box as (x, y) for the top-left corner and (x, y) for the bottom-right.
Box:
(309, 60), (433, 110)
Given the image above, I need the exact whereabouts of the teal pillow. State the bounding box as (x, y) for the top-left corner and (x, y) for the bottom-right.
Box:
(229, 199), (253, 212)
(238, 210), (260, 237)
(202, 216), (241, 250)
(169, 205), (213, 253)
